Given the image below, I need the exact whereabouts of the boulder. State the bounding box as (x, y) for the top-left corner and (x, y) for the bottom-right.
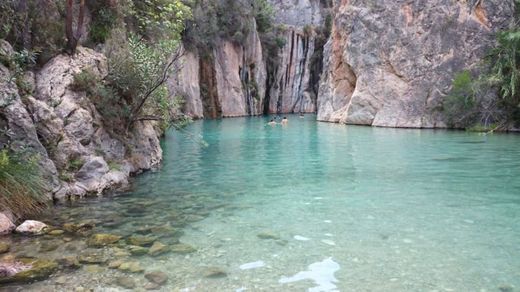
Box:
(15, 220), (48, 235)
(0, 258), (58, 284)
(86, 233), (122, 247)
(317, 0), (514, 128)
(0, 213), (15, 235)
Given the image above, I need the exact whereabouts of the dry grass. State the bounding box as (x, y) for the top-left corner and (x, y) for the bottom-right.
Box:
(0, 150), (48, 219)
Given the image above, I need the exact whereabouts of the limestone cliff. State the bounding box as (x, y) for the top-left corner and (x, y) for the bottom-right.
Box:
(169, 23), (266, 118)
(169, 0), (329, 118)
(317, 0), (514, 128)
(0, 42), (162, 201)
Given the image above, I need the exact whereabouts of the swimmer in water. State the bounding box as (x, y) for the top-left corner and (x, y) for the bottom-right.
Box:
(281, 117), (288, 125)
(268, 119), (277, 126)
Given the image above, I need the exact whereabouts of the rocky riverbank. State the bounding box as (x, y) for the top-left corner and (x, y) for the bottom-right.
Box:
(0, 192), (216, 290)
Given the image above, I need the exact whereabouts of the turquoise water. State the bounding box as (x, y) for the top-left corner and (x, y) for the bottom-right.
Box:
(5, 115), (520, 291)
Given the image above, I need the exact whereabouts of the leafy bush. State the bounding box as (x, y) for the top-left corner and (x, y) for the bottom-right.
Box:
(72, 69), (99, 92)
(183, 0), (274, 50)
(89, 7), (117, 44)
(486, 29), (520, 124)
(443, 71), (478, 128)
(0, 149), (48, 218)
(252, 0), (275, 33)
(275, 37), (287, 49)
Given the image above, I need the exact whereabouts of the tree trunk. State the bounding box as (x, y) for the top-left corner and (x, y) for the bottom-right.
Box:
(65, 0), (85, 55)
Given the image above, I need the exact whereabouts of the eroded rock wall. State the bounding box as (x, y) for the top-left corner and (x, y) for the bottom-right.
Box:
(266, 29), (317, 114)
(0, 42), (162, 201)
(214, 26), (267, 117)
(171, 0), (328, 118)
(169, 23), (267, 118)
(317, 0), (514, 128)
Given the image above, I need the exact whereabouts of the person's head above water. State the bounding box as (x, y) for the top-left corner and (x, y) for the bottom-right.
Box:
(283, 117), (287, 119)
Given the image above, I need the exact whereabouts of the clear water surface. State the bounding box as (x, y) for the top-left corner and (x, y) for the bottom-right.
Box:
(4, 115), (520, 291)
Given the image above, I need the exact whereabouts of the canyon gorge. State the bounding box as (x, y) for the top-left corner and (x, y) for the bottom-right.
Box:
(172, 0), (514, 128)
(0, 0), (515, 203)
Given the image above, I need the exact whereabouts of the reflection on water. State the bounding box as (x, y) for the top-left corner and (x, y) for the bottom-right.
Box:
(3, 115), (520, 291)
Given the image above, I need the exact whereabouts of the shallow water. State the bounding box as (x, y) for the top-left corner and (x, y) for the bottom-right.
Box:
(3, 115), (520, 291)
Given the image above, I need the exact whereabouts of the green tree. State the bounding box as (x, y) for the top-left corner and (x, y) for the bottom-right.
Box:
(487, 30), (520, 123)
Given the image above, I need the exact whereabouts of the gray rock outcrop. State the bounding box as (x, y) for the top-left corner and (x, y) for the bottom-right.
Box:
(0, 42), (162, 202)
(317, 0), (514, 128)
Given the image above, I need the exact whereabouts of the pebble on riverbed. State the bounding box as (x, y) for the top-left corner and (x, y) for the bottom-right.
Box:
(118, 261), (144, 273)
(257, 231), (281, 240)
(170, 243), (196, 254)
(115, 276), (136, 289)
(87, 233), (122, 247)
(203, 267), (227, 278)
(148, 241), (169, 256)
(145, 271), (168, 285)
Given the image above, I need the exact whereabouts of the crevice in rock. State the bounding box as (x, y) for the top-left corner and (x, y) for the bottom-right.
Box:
(199, 55), (222, 119)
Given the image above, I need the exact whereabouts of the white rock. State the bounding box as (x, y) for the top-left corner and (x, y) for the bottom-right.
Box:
(279, 258), (340, 292)
(15, 220), (48, 235)
(321, 239), (336, 246)
(239, 261), (265, 270)
(294, 235), (311, 241)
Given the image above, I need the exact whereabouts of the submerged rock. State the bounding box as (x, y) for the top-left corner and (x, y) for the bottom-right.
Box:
(499, 285), (515, 292)
(115, 276), (136, 289)
(148, 242), (169, 257)
(15, 220), (48, 235)
(0, 258), (58, 284)
(145, 271), (168, 285)
(0, 242), (10, 254)
(0, 213), (15, 235)
(128, 235), (156, 247)
(170, 243), (196, 254)
(57, 256), (81, 270)
(78, 252), (107, 264)
(257, 231), (280, 240)
(108, 260), (123, 269)
(48, 229), (65, 236)
(127, 245), (148, 256)
(39, 241), (60, 252)
(87, 233), (122, 247)
(118, 261), (144, 273)
(203, 267), (227, 278)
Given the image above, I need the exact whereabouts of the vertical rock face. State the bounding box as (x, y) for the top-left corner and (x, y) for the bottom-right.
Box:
(265, 0), (327, 114)
(168, 52), (203, 119)
(214, 26), (267, 117)
(266, 27), (318, 114)
(270, 0), (324, 27)
(317, 0), (514, 128)
(170, 23), (267, 118)
(171, 0), (328, 118)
